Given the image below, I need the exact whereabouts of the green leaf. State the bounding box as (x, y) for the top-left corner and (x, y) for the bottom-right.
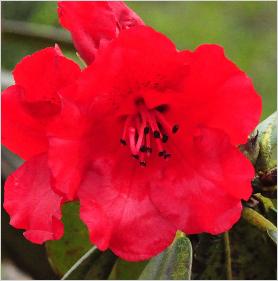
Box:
(193, 219), (277, 279)
(108, 259), (148, 280)
(267, 229), (277, 244)
(62, 247), (117, 280)
(46, 202), (92, 277)
(242, 207), (277, 233)
(255, 111), (277, 172)
(139, 235), (192, 280)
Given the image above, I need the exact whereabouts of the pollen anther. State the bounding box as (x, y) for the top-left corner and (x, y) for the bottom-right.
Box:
(120, 102), (179, 166)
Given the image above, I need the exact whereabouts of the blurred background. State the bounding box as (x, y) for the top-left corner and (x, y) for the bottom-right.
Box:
(1, 1), (277, 279)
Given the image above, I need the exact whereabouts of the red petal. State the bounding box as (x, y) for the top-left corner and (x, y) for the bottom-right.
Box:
(3, 154), (64, 244)
(13, 46), (81, 118)
(46, 97), (93, 200)
(78, 156), (176, 261)
(68, 26), (186, 114)
(179, 44), (262, 145)
(150, 127), (254, 234)
(58, 1), (143, 64)
(48, 138), (92, 201)
(1, 85), (48, 159)
(108, 1), (144, 29)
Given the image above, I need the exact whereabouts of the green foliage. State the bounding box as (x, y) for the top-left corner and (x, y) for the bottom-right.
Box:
(193, 220), (277, 279)
(242, 207), (276, 232)
(109, 259), (148, 280)
(46, 202), (91, 277)
(139, 235), (192, 280)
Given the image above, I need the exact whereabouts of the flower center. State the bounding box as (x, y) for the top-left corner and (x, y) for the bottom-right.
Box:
(120, 101), (179, 167)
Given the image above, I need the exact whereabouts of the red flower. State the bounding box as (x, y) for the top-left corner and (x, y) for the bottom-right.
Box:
(2, 2), (262, 261)
(58, 1), (144, 65)
(63, 26), (261, 260)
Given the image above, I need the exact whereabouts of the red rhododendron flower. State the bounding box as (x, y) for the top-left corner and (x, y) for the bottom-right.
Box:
(2, 1), (262, 261)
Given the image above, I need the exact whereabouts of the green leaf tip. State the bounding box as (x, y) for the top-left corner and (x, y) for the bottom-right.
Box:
(139, 235), (192, 280)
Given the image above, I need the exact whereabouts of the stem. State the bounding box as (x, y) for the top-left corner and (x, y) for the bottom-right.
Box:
(224, 232), (233, 280)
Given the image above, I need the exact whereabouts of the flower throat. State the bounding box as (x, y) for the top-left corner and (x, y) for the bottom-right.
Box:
(120, 100), (179, 167)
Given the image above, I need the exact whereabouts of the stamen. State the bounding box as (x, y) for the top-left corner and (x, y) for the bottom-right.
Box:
(129, 127), (138, 157)
(154, 110), (178, 135)
(146, 131), (152, 156)
(145, 110), (161, 139)
(121, 115), (133, 144)
(172, 124), (179, 134)
(162, 134), (168, 143)
(140, 145), (147, 152)
(120, 101), (179, 165)
(144, 127), (150, 134)
(155, 138), (164, 157)
(139, 151), (147, 167)
(135, 114), (146, 152)
(140, 160), (147, 167)
(164, 153), (171, 159)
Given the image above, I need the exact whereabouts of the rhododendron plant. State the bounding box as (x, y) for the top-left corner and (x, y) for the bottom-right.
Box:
(2, 1), (262, 262)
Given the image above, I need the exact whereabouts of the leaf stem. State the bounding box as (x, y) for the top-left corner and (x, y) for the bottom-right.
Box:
(224, 232), (233, 280)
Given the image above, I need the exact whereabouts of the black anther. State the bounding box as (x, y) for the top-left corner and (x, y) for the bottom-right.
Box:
(140, 161), (147, 167)
(144, 127), (150, 134)
(164, 153), (171, 159)
(162, 134), (168, 143)
(140, 146), (147, 152)
(154, 130), (160, 138)
(172, 124), (179, 134)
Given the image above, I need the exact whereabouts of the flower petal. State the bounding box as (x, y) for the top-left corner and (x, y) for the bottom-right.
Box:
(150, 127), (254, 234)
(58, 1), (143, 65)
(78, 156), (176, 261)
(13, 46), (81, 117)
(67, 25), (186, 114)
(46, 97), (93, 200)
(178, 44), (262, 145)
(2, 47), (81, 159)
(108, 1), (144, 29)
(1, 85), (48, 159)
(48, 137), (91, 201)
(3, 154), (64, 244)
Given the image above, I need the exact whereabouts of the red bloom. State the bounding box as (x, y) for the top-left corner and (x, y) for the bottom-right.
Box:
(65, 26), (261, 260)
(58, 1), (144, 65)
(2, 2), (262, 261)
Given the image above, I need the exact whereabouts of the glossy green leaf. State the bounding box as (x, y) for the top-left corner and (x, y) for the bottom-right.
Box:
(139, 235), (192, 280)
(46, 202), (91, 277)
(62, 247), (117, 280)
